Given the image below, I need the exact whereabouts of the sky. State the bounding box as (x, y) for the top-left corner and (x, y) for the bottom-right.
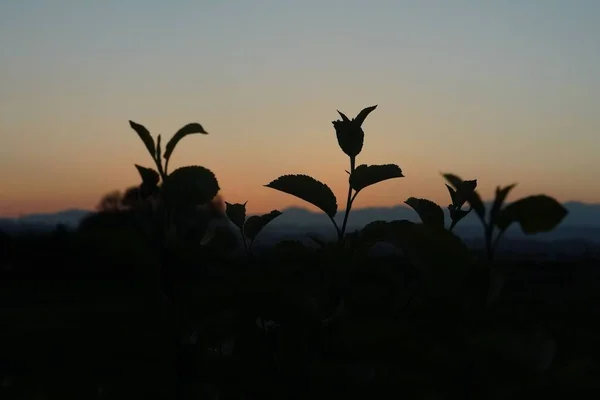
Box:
(1, 0), (599, 217)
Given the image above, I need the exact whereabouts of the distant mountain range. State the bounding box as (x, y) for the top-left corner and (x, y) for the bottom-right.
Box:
(1, 201), (600, 242)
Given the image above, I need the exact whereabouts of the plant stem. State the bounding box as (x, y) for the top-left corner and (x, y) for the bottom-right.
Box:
(340, 157), (356, 240)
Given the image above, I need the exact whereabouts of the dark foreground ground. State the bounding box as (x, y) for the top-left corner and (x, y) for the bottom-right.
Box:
(1, 231), (600, 399)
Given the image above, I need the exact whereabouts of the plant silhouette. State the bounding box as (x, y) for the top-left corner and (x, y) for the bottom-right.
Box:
(3, 104), (593, 400)
(266, 105), (404, 242)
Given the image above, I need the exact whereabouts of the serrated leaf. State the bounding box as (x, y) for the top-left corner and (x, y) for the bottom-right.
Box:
(225, 201), (247, 229)
(129, 120), (156, 160)
(244, 210), (282, 240)
(496, 195), (568, 234)
(490, 184), (517, 225)
(265, 174), (338, 218)
(350, 164), (404, 193)
(405, 197), (445, 228)
(164, 165), (220, 207)
(354, 105), (378, 127)
(163, 122), (208, 161)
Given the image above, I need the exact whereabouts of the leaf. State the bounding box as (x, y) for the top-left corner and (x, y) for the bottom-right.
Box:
(467, 191), (486, 222)
(244, 210), (282, 240)
(405, 197), (445, 228)
(354, 105), (378, 127)
(350, 164), (404, 193)
(225, 202), (247, 229)
(129, 120), (156, 160)
(163, 165), (220, 207)
(358, 220), (413, 247)
(163, 122), (208, 161)
(337, 111), (351, 122)
(445, 184), (457, 205)
(265, 174), (338, 218)
(359, 221), (473, 287)
(496, 195), (568, 234)
(490, 184), (516, 225)
(134, 165), (160, 187)
(442, 173), (485, 220)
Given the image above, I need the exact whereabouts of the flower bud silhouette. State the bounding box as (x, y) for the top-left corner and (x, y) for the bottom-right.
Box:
(332, 105), (377, 159)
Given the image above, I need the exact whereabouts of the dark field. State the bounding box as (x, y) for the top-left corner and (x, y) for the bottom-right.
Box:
(2, 230), (600, 399)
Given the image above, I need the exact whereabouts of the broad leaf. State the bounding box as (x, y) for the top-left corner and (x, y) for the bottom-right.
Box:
(405, 197), (445, 228)
(496, 195), (568, 234)
(350, 164), (404, 193)
(244, 210), (282, 240)
(490, 184), (516, 225)
(225, 201), (247, 229)
(265, 174), (338, 218)
(164, 165), (220, 207)
(129, 120), (156, 160)
(163, 122), (208, 161)
(134, 165), (160, 187)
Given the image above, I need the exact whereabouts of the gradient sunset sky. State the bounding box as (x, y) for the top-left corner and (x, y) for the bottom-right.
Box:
(1, 0), (599, 217)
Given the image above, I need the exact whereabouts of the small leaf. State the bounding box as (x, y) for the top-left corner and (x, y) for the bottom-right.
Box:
(468, 190), (486, 221)
(134, 165), (160, 187)
(350, 164), (404, 193)
(225, 202), (247, 229)
(164, 165), (220, 207)
(163, 122), (208, 161)
(405, 197), (445, 228)
(265, 174), (338, 218)
(354, 105), (378, 127)
(445, 184), (457, 204)
(496, 195), (568, 234)
(442, 173), (485, 220)
(337, 111), (351, 122)
(490, 184), (516, 225)
(129, 120), (156, 160)
(244, 210), (283, 240)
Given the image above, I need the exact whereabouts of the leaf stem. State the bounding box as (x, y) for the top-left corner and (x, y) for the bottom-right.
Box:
(340, 157), (356, 240)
